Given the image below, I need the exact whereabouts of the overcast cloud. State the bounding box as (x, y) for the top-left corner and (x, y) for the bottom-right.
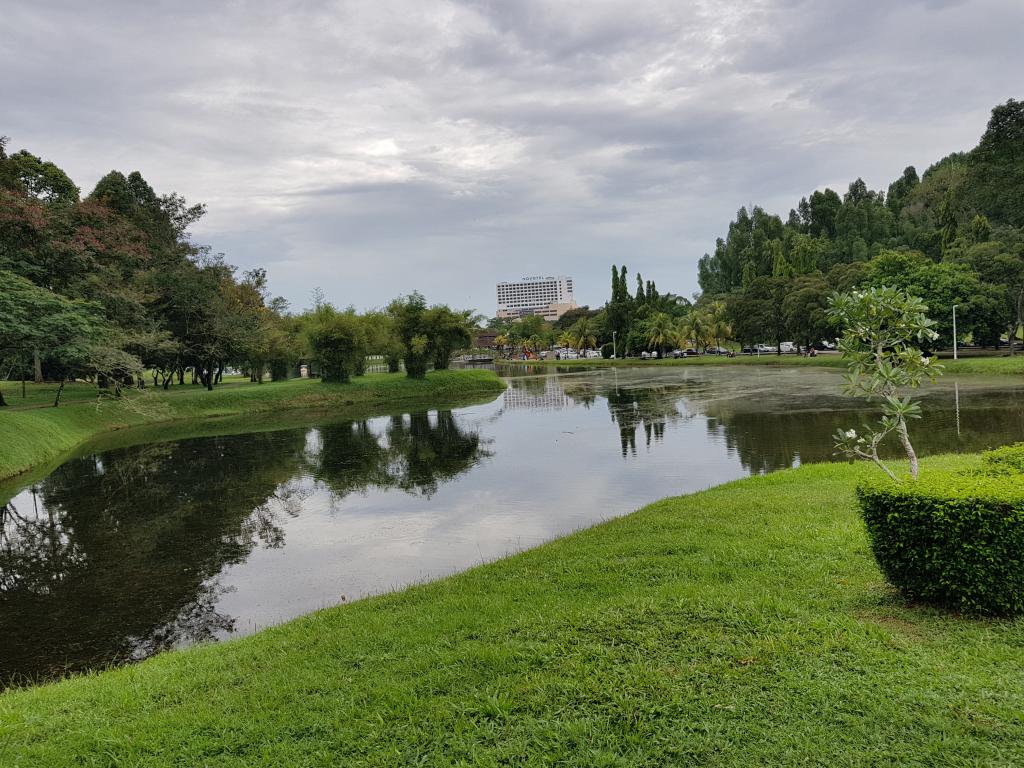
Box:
(3, 0), (1022, 313)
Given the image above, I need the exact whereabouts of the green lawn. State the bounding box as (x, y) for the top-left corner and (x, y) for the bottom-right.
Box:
(2, 455), (1022, 766)
(940, 355), (1024, 375)
(0, 373), (279, 410)
(0, 370), (506, 483)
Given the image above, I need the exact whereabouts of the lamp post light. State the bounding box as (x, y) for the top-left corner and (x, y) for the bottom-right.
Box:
(952, 304), (958, 361)
(613, 330), (617, 359)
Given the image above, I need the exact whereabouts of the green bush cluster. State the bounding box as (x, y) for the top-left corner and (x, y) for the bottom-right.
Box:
(976, 442), (1024, 476)
(857, 449), (1024, 615)
(307, 313), (365, 383)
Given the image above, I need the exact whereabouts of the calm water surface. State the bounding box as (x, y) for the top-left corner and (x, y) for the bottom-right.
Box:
(2, 366), (1023, 685)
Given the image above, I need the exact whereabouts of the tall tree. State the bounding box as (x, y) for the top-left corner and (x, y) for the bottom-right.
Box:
(389, 292), (432, 379)
(307, 308), (366, 384)
(886, 166), (920, 216)
(605, 264), (631, 345)
(423, 305), (474, 370)
(0, 270), (115, 406)
(645, 312), (677, 356)
(0, 144), (79, 204)
(782, 274), (831, 351)
(965, 98), (1024, 227)
(864, 249), (984, 350)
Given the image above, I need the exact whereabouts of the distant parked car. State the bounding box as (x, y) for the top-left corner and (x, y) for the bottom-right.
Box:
(780, 341), (798, 354)
(585, 349), (602, 358)
(755, 344), (778, 354)
(705, 346), (729, 355)
(683, 348), (699, 357)
(741, 346), (755, 354)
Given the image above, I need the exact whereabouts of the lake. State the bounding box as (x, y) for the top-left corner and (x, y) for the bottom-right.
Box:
(2, 365), (1023, 686)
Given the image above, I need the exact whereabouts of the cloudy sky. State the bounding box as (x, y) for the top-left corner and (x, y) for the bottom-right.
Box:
(4, 0), (1022, 314)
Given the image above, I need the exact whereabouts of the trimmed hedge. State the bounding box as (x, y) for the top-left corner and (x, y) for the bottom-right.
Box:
(857, 460), (1024, 615)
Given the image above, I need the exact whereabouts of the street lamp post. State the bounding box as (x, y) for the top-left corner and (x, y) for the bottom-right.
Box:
(952, 304), (958, 361)
(612, 330), (617, 359)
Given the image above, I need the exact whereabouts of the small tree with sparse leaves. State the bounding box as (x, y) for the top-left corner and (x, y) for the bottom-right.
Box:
(827, 286), (943, 481)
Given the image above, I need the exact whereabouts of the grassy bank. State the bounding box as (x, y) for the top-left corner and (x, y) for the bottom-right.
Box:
(504, 353), (1024, 375)
(3, 455), (1022, 765)
(0, 370), (506, 483)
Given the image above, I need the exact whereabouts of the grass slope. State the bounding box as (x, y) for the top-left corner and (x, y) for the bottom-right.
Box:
(0, 374), (257, 410)
(2, 455), (1022, 766)
(0, 370), (506, 483)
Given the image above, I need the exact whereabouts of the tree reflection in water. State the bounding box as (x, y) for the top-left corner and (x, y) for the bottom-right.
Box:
(604, 383), (691, 457)
(555, 370), (1024, 471)
(559, 376), (698, 458)
(561, 379), (597, 409)
(0, 409), (486, 687)
(385, 411), (489, 496)
(306, 411), (489, 501)
(0, 431), (308, 686)
(700, 386), (1024, 474)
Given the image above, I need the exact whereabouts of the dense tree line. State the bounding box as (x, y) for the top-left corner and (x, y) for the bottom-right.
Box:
(0, 139), (477, 404)
(695, 99), (1024, 352)
(487, 101), (1022, 360)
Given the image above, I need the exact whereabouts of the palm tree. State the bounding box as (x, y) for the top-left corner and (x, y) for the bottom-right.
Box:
(494, 333), (509, 358)
(645, 312), (678, 356)
(526, 334), (544, 358)
(678, 311), (710, 352)
(707, 301), (732, 352)
(505, 325), (526, 358)
(570, 317), (597, 357)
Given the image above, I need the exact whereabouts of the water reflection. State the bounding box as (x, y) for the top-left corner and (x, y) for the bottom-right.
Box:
(697, 381), (1024, 473)
(2, 367), (1023, 687)
(308, 413), (489, 501)
(0, 411), (486, 686)
(605, 382), (691, 457)
(506, 367), (1024, 473)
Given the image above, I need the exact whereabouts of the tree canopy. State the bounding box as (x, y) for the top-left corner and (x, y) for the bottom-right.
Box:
(0, 138), (481, 400)
(690, 99), (1024, 354)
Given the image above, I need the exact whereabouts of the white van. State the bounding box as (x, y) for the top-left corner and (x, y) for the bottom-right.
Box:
(780, 341), (798, 354)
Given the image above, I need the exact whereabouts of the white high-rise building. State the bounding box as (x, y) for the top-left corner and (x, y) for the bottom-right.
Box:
(496, 276), (577, 321)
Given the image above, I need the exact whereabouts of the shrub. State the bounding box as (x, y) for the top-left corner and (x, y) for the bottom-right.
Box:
(857, 473), (1024, 615)
(976, 442), (1024, 476)
(388, 293), (432, 379)
(601, 342), (614, 359)
(308, 313), (366, 384)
